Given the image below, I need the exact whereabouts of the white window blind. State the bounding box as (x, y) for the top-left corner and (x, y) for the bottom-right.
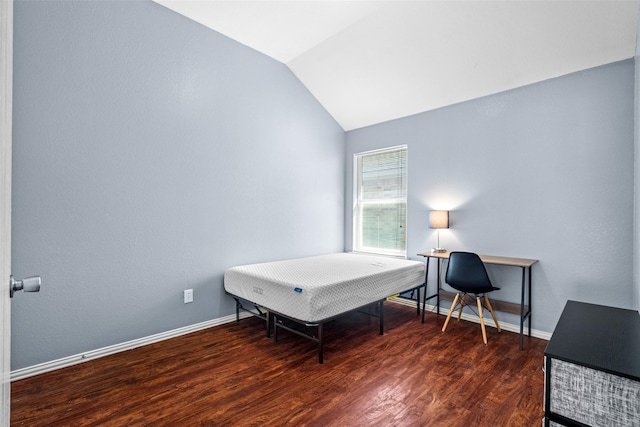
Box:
(353, 146), (407, 257)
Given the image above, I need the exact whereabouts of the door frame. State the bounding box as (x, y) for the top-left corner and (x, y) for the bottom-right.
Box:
(1, 0), (14, 423)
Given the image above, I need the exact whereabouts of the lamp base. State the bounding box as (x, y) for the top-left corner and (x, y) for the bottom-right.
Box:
(431, 248), (447, 253)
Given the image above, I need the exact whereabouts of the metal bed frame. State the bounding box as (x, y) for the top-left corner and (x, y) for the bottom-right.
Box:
(230, 282), (425, 363)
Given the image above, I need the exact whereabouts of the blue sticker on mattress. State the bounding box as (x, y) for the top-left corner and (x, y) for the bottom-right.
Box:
(294, 287), (303, 293)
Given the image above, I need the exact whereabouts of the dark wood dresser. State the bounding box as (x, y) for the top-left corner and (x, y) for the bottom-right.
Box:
(544, 300), (640, 426)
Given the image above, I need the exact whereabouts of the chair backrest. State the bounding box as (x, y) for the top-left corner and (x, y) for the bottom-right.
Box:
(445, 252), (495, 294)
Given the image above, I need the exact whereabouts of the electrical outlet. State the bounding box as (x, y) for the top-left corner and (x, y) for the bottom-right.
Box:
(184, 289), (193, 304)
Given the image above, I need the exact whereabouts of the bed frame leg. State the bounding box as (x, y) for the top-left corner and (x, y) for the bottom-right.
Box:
(379, 300), (384, 335)
(274, 315), (279, 342)
(318, 323), (324, 364)
(266, 312), (271, 338)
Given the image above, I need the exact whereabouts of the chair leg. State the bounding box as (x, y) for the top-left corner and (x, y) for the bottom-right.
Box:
(476, 296), (488, 345)
(457, 293), (466, 321)
(442, 293), (460, 333)
(484, 295), (501, 332)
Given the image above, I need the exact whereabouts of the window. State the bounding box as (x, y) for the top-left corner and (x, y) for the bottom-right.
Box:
(353, 146), (407, 257)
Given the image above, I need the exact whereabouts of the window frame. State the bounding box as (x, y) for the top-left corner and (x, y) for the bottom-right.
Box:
(352, 145), (408, 258)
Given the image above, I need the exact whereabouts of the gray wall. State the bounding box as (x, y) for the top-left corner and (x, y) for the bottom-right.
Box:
(635, 6), (640, 313)
(11, 0), (637, 371)
(346, 60), (635, 333)
(11, 0), (344, 369)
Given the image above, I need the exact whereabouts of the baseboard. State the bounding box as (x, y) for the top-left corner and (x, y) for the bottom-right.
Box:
(10, 311), (252, 382)
(12, 300), (550, 381)
(389, 297), (552, 341)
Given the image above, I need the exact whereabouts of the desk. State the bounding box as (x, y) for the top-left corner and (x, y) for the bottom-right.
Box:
(418, 250), (538, 349)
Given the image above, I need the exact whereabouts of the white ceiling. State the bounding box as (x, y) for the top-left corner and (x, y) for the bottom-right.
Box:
(154, 1), (639, 131)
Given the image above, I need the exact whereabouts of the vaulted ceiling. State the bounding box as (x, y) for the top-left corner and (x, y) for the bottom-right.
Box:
(154, 1), (639, 131)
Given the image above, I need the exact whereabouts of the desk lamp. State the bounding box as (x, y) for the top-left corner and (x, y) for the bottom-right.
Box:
(429, 210), (449, 253)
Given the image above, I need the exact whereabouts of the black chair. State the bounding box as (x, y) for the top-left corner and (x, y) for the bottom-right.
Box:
(441, 251), (501, 344)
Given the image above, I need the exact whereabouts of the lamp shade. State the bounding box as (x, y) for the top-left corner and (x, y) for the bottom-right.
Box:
(429, 210), (449, 229)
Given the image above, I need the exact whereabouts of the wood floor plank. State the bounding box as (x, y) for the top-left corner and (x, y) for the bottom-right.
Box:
(11, 302), (546, 426)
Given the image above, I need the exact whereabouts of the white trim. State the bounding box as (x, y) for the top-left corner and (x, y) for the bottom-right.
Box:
(10, 312), (252, 381)
(354, 144), (408, 157)
(0, 0), (12, 423)
(389, 297), (552, 341)
(349, 250), (407, 260)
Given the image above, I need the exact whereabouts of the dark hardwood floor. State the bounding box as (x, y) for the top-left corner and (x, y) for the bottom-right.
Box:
(11, 302), (547, 426)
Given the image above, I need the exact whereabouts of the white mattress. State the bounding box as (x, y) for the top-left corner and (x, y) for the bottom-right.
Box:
(224, 253), (425, 323)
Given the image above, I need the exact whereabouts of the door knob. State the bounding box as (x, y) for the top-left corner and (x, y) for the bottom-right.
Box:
(10, 275), (41, 298)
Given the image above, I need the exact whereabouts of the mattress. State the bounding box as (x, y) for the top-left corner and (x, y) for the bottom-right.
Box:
(224, 252), (425, 323)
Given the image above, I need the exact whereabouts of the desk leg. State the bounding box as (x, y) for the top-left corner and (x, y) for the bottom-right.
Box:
(436, 259), (441, 315)
(528, 266), (532, 338)
(518, 266), (534, 350)
(520, 267), (525, 350)
(422, 258), (430, 323)
(421, 256), (443, 322)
